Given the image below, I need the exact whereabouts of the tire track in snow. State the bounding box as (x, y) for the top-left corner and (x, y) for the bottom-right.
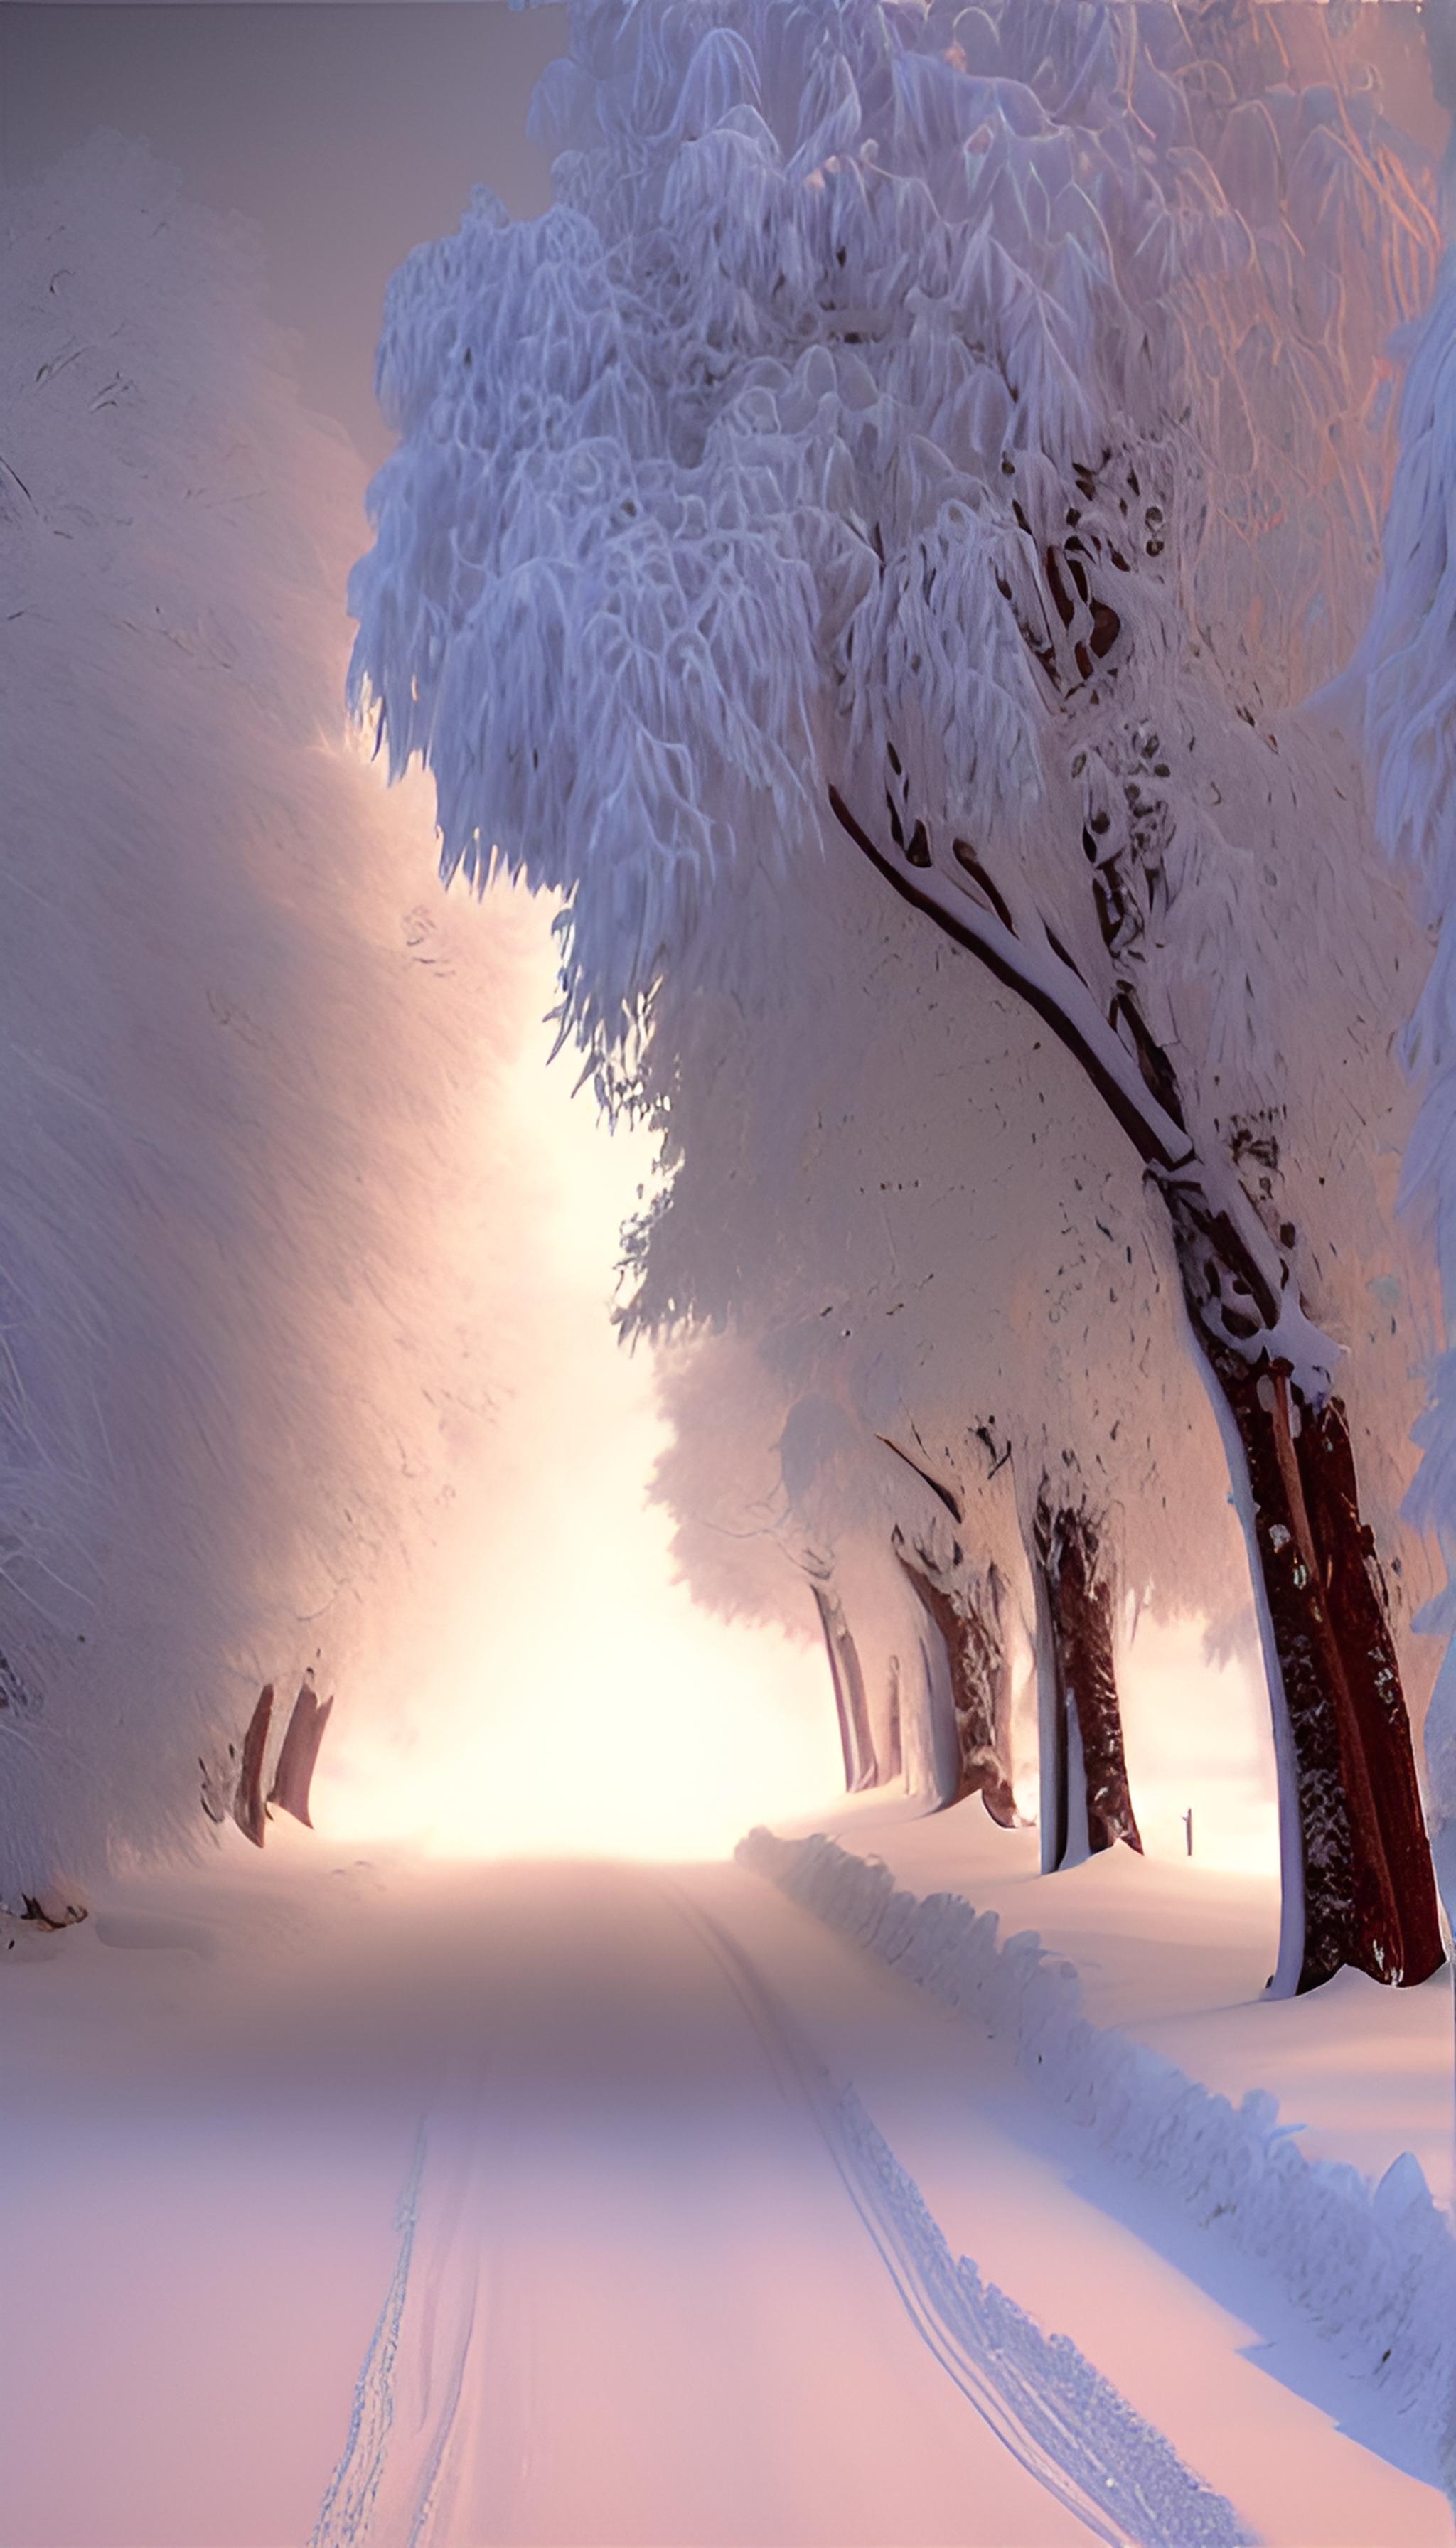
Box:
(312, 1873), (1253, 2548)
(654, 1874), (1253, 2548)
(311, 2081), (496, 2548)
(310, 2132), (427, 2548)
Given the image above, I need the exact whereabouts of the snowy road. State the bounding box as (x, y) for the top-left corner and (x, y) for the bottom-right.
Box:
(1, 1851), (1447, 2547)
(311, 1861), (1241, 2548)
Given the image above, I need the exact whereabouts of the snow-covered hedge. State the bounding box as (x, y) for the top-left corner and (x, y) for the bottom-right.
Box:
(738, 1826), (1456, 2471)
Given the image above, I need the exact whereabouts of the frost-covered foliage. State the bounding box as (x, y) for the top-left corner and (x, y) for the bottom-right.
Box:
(650, 1330), (822, 1635)
(353, 0), (1433, 1298)
(353, 0), (1436, 1394)
(0, 139), (519, 1902)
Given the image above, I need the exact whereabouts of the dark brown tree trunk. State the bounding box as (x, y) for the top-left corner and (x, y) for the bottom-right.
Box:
(981, 1563), (1017, 1824)
(811, 1583), (879, 1792)
(1299, 1401), (1444, 1978)
(232, 1681), (274, 1848)
(894, 1540), (1017, 1821)
(1032, 1493), (1142, 1862)
(1197, 1329), (1444, 1990)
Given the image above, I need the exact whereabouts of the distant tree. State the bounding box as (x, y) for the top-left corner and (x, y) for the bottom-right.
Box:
(626, 836), (1251, 1862)
(351, 0), (1443, 1988)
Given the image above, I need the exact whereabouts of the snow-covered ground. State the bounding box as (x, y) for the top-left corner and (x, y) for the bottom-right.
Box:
(751, 1799), (1456, 2513)
(784, 1792), (1455, 2207)
(1, 1825), (1447, 2546)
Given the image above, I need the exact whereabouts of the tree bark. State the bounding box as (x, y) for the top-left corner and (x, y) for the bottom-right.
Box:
(232, 1681), (274, 1849)
(1300, 1396), (1446, 1982)
(893, 1541), (1017, 1821)
(1194, 1327), (1443, 1988)
(811, 1582), (879, 1792)
(830, 781), (1445, 1990)
(1031, 1493), (1142, 1862)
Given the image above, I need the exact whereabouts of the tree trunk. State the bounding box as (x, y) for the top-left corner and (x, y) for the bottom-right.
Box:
(232, 1681), (274, 1848)
(882, 1655), (904, 1784)
(1032, 1492), (1142, 1863)
(1196, 1324), (1444, 1990)
(811, 1582), (879, 1792)
(268, 1676), (334, 1829)
(1301, 1397), (1445, 1980)
(893, 1541), (1017, 1821)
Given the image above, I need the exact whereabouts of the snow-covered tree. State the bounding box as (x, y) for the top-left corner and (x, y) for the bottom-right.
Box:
(1358, 4), (1456, 1994)
(627, 825), (1257, 1861)
(1356, 61), (1456, 2520)
(350, 0), (1444, 1988)
(0, 138), (523, 1909)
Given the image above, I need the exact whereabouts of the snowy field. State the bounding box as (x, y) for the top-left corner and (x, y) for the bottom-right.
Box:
(1, 1823), (1449, 2547)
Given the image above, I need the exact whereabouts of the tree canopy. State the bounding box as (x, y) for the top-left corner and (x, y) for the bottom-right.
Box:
(353, 0), (1450, 1990)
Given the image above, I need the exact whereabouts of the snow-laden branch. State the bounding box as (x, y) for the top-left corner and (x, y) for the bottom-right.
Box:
(828, 786), (1194, 1174)
(827, 782), (1340, 1399)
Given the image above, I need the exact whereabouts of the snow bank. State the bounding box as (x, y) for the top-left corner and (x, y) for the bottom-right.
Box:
(739, 1826), (1456, 2465)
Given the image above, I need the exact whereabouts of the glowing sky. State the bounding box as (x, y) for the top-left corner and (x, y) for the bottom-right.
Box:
(314, 867), (844, 1861)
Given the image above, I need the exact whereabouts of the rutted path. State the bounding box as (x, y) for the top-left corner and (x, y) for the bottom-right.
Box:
(313, 1861), (1243, 2547)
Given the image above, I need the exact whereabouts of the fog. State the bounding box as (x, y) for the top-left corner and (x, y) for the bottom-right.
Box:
(316, 842), (845, 1863)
